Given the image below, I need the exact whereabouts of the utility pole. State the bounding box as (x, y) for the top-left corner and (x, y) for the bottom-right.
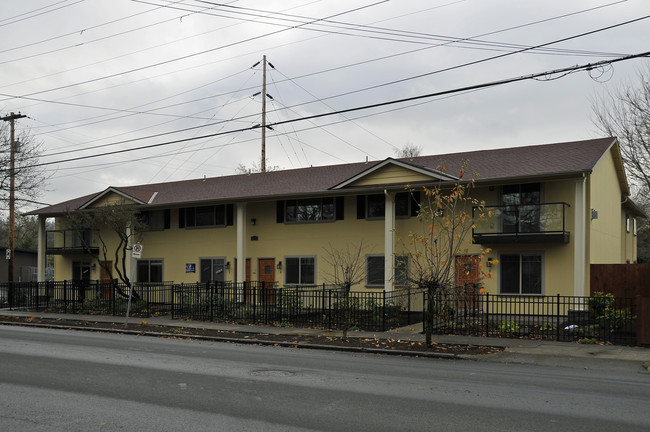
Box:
(2, 112), (26, 284)
(261, 55), (267, 173)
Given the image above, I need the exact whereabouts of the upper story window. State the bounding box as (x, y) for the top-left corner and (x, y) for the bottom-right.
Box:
(277, 197), (344, 223)
(139, 209), (170, 231)
(357, 192), (420, 220)
(501, 183), (541, 206)
(286, 197), (335, 222)
(626, 212), (630, 233)
(179, 204), (233, 229)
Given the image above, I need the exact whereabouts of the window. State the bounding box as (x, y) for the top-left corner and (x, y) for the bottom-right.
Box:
(626, 213), (630, 233)
(200, 258), (225, 283)
(500, 253), (542, 295)
(137, 259), (163, 283)
(285, 256), (315, 285)
(501, 183), (541, 233)
(366, 255), (384, 286)
(633, 218), (637, 236)
(72, 261), (91, 282)
(367, 255), (409, 287)
(179, 205), (233, 228)
(139, 210), (170, 231)
(357, 192), (420, 220)
(286, 197), (335, 222)
(277, 197), (343, 223)
(394, 255), (409, 287)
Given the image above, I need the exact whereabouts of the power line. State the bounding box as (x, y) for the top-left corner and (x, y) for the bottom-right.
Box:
(16, 50), (650, 172)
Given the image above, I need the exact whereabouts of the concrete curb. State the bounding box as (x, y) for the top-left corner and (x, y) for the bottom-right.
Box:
(0, 320), (463, 360)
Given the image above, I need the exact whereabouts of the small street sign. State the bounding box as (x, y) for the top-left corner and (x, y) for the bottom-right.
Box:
(132, 243), (143, 259)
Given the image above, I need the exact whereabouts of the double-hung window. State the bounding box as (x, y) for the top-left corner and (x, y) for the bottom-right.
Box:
(366, 255), (409, 288)
(200, 258), (226, 283)
(285, 198), (335, 222)
(180, 205), (233, 228)
(358, 192), (419, 219)
(137, 259), (163, 283)
(500, 253), (543, 295)
(285, 256), (316, 285)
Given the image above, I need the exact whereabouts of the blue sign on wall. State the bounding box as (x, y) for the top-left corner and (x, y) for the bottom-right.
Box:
(186, 263), (196, 273)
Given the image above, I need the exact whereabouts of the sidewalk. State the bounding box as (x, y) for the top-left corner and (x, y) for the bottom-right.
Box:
(2, 309), (649, 371)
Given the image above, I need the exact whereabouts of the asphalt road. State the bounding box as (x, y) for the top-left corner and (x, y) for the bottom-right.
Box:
(1, 326), (649, 431)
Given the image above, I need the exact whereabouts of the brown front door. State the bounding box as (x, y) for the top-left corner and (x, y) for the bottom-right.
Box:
(258, 258), (275, 303)
(455, 255), (480, 310)
(100, 261), (113, 299)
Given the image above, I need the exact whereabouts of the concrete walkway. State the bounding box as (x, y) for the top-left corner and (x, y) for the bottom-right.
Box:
(2, 309), (649, 371)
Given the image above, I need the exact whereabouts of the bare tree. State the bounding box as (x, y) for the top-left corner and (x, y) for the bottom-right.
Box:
(235, 160), (281, 174)
(591, 66), (650, 201)
(400, 161), (492, 345)
(322, 241), (368, 338)
(394, 143), (422, 159)
(0, 122), (48, 211)
(65, 204), (146, 292)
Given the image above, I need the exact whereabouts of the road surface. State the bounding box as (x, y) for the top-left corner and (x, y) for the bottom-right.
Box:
(1, 326), (649, 431)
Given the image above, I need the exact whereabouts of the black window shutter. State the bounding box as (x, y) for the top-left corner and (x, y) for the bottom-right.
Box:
(164, 209), (171, 229)
(410, 191), (421, 217)
(335, 196), (345, 220)
(226, 204), (234, 226)
(178, 208), (185, 228)
(356, 195), (366, 219)
(276, 200), (285, 223)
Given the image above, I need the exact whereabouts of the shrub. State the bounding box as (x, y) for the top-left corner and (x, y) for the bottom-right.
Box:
(588, 292), (614, 318)
(498, 320), (520, 333)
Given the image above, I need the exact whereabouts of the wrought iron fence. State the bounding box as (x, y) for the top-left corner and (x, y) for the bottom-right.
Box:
(425, 292), (638, 345)
(172, 282), (423, 331)
(1, 281), (639, 344)
(1, 281), (174, 317)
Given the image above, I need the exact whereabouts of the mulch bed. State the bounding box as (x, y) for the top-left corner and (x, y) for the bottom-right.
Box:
(0, 315), (503, 356)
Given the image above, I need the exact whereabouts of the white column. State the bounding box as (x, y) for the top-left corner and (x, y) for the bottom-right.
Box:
(574, 176), (586, 297)
(384, 191), (395, 294)
(236, 202), (247, 283)
(37, 216), (46, 282)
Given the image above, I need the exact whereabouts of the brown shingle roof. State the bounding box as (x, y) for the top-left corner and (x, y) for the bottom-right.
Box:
(29, 137), (618, 216)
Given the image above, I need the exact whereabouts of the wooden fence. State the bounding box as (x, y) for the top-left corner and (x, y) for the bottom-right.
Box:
(590, 264), (650, 344)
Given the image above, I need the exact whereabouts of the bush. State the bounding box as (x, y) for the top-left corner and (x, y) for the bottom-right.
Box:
(588, 292), (614, 318)
(498, 320), (520, 333)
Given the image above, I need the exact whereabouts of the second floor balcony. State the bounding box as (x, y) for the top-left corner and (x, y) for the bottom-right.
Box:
(472, 202), (570, 244)
(47, 230), (100, 255)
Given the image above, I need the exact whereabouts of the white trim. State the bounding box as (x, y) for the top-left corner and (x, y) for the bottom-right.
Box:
(236, 203), (246, 295)
(80, 187), (149, 209)
(330, 158), (458, 190)
(574, 176), (587, 297)
(148, 191), (158, 204)
(384, 191), (395, 293)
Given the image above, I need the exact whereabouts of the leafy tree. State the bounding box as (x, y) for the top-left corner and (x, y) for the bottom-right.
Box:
(322, 241), (368, 338)
(65, 203), (146, 292)
(400, 161), (492, 345)
(0, 213), (39, 250)
(0, 122), (48, 211)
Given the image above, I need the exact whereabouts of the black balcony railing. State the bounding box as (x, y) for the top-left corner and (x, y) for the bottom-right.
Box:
(46, 229), (100, 254)
(472, 202), (570, 244)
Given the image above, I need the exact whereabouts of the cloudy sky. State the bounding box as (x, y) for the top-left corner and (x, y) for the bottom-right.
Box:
(2, 0), (649, 210)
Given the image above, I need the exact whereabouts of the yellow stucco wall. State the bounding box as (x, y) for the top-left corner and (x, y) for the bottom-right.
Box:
(589, 149), (626, 264)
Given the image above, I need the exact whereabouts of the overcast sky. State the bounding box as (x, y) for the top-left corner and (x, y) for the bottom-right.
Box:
(2, 0), (649, 210)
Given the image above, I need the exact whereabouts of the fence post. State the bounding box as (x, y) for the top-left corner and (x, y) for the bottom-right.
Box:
(63, 280), (68, 313)
(328, 287), (332, 329)
(485, 293), (490, 337)
(382, 290), (386, 332)
(556, 293), (561, 341)
(422, 291), (426, 334)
